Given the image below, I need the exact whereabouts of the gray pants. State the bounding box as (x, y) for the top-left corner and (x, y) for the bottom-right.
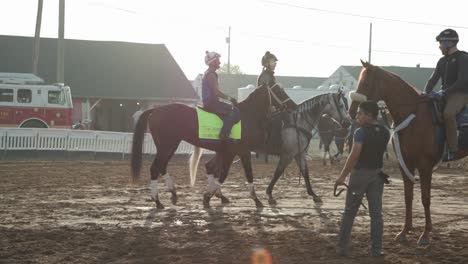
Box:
(338, 169), (384, 256)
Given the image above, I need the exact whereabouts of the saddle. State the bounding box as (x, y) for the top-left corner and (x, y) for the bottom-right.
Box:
(195, 107), (241, 141)
(428, 94), (468, 157)
(429, 93), (468, 128)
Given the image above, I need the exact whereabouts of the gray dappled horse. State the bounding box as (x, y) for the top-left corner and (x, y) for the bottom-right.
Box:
(190, 92), (351, 205)
(264, 92), (351, 204)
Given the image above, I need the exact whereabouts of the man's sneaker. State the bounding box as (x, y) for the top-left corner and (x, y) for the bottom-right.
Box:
(442, 151), (457, 162)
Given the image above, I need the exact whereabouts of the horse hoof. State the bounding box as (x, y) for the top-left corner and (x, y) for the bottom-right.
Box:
(395, 232), (408, 243)
(312, 196), (323, 203)
(151, 197), (165, 209)
(155, 201), (164, 209)
(220, 195), (230, 204)
(170, 193), (178, 205)
(417, 236), (430, 246)
(203, 193), (211, 208)
(255, 199), (264, 208)
(268, 198), (277, 205)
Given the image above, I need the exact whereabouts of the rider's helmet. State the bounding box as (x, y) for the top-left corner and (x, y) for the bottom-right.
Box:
(261, 51), (278, 67)
(205, 51), (221, 66)
(436, 29), (459, 44)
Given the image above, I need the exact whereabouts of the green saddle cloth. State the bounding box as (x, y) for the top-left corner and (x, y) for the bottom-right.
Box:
(196, 108), (241, 140)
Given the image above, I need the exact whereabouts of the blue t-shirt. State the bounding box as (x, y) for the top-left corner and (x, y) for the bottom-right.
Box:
(353, 127), (365, 144)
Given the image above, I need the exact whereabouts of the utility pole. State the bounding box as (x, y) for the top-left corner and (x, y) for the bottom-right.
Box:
(57, 0), (65, 83)
(368, 22), (373, 64)
(32, 0), (43, 75)
(226, 26), (231, 74)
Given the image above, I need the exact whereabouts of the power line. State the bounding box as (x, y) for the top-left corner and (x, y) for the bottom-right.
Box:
(80, 0), (440, 57)
(261, 0), (468, 29)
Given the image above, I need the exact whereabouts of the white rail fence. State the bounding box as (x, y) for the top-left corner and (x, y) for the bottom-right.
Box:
(0, 128), (195, 155)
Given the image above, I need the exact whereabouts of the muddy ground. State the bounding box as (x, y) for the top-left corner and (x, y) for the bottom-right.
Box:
(1, 156), (467, 264)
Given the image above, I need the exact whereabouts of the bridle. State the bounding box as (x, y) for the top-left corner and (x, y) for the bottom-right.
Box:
(265, 83), (292, 112)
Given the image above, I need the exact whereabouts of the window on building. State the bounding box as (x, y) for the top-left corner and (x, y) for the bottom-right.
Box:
(17, 89), (32, 103)
(48, 91), (64, 105)
(0, 88), (14, 102)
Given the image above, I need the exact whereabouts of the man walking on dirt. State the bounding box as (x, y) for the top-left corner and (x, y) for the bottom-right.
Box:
(335, 100), (390, 257)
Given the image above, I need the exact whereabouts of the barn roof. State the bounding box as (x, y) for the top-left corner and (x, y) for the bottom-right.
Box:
(0, 35), (198, 101)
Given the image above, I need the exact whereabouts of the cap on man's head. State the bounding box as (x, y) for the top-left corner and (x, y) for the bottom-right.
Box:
(436, 29), (459, 43)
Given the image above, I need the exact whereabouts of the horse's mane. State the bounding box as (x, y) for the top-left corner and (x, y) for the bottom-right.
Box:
(239, 85), (263, 105)
(360, 66), (421, 96)
(296, 93), (332, 114)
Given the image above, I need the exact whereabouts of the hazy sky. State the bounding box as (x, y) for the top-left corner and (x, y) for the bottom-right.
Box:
(1, 0), (467, 80)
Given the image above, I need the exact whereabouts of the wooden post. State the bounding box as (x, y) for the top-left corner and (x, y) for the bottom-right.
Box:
(57, 0), (65, 83)
(368, 23), (373, 64)
(32, 0), (43, 74)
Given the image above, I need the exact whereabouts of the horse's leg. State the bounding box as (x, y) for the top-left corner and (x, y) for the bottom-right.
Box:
(206, 154), (230, 204)
(240, 152), (263, 208)
(204, 152), (234, 208)
(395, 166), (415, 242)
(322, 150), (327, 166)
(160, 141), (181, 205)
(266, 154), (294, 205)
(150, 155), (164, 209)
(417, 164), (433, 245)
(295, 153), (322, 203)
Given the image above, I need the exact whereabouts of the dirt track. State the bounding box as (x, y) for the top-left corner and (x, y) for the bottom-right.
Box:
(1, 156), (467, 263)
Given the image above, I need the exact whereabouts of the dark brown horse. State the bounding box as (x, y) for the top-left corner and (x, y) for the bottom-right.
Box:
(349, 60), (468, 245)
(131, 84), (296, 209)
(190, 92), (351, 206)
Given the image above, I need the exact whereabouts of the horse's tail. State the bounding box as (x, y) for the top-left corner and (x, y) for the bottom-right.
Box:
(131, 109), (153, 182)
(189, 146), (202, 187)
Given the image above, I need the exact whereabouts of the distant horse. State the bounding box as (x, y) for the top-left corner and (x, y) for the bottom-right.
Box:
(317, 114), (347, 165)
(190, 92), (351, 205)
(131, 83), (296, 209)
(349, 60), (468, 245)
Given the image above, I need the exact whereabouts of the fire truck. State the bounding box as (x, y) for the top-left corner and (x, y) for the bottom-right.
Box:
(0, 72), (73, 128)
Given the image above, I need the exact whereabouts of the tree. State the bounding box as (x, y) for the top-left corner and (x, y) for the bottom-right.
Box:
(218, 63), (243, 74)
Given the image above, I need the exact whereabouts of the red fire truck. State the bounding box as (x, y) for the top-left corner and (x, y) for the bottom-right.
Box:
(0, 73), (73, 128)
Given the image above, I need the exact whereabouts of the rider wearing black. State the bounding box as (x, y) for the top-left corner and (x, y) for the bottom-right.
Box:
(257, 51), (278, 88)
(424, 29), (468, 161)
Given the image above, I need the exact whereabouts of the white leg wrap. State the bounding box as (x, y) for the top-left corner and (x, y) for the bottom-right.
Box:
(150, 180), (158, 200)
(208, 174), (221, 194)
(163, 173), (175, 191)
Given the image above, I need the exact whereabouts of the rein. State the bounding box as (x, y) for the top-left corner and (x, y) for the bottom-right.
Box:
(265, 83), (292, 113)
(333, 183), (367, 209)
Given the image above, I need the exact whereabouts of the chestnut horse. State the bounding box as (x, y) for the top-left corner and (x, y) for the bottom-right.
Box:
(131, 84), (296, 209)
(349, 61), (468, 245)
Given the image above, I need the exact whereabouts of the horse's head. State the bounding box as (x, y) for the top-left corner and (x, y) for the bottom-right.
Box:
(349, 60), (385, 118)
(321, 92), (351, 128)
